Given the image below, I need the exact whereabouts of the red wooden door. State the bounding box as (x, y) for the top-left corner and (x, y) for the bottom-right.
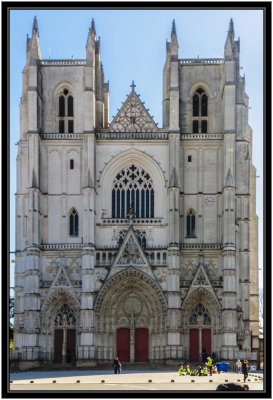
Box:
(202, 329), (211, 357)
(189, 329), (199, 362)
(117, 328), (130, 362)
(135, 328), (149, 362)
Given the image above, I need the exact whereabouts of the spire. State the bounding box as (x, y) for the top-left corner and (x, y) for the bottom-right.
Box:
(224, 18), (235, 58)
(91, 18), (96, 36)
(32, 15), (39, 36)
(86, 18), (96, 63)
(228, 18), (234, 40)
(171, 19), (176, 36)
(170, 19), (178, 56)
(26, 16), (42, 64)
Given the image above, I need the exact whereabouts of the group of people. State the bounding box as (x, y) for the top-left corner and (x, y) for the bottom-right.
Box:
(113, 354), (251, 391)
(178, 356), (216, 377)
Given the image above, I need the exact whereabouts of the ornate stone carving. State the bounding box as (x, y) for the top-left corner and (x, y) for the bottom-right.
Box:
(109, 89), (158, 133)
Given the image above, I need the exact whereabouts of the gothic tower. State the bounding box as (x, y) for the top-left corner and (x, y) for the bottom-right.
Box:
(13, 17), (259, 368)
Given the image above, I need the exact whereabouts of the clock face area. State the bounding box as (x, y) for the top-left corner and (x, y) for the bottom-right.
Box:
(204, 196), (215, 207)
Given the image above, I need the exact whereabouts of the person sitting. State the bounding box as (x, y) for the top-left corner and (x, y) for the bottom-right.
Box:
(185, 365), (191, 375)
(178, 365), (186, 376)
(201, 366), (208, 376)
(191, 368), (198, 376)
(216, 383), (249, 391)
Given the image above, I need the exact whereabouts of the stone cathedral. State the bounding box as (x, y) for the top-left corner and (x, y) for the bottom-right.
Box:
(14, 17), (259, 367)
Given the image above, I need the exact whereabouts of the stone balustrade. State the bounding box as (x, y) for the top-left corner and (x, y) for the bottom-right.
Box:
(180, 58), (224, 65)
(39, 59), (86, 66)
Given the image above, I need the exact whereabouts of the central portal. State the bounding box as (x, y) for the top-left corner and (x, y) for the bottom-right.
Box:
(117, 327), (149, 362)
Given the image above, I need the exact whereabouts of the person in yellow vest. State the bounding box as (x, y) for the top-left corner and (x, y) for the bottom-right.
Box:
(206, 356), (213, 376)
(178, 365), (186, 376)
(202, 366), (208, 375)
(185, 365), (191, 375)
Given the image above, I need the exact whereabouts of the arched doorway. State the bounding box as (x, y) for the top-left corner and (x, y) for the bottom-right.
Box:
(95, 267), (167, 362)
(41, 289), (79, 364)
(189, 303), (211, 362)
(53, 304), (76, 363)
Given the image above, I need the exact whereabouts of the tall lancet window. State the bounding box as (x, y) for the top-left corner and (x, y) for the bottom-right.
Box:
(58, 88), (74, 133)
(192, 88), (208, 133)
(186, 209), (196, 237)
(112, 165), (154, 219)
(69, 208), (79, 236)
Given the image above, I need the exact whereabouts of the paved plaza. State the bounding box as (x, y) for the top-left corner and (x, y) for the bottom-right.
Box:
(9, 369), (264, 393)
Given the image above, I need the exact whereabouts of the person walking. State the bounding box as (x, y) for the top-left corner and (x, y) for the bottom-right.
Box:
(206, 356), (213, 376)
(242, 360), (249, 382)
(235, 358), (242, 373)
(113, 356), (121, 374)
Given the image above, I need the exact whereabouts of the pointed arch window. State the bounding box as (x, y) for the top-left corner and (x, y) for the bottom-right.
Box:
(186, 209), (196, 237)
(112, 165), (154, 219)
(54, 304), (76, 327)
(189, 303), (211, 326)
(192, 88), (208, 133)
(58, 88), (74, 133)
(69, 208), (78, 236)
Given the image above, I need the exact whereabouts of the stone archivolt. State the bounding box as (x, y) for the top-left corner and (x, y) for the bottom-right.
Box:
(94, 267), (167, 334)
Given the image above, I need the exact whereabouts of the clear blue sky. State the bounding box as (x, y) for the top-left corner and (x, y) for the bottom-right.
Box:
(9, 8), (264, 291)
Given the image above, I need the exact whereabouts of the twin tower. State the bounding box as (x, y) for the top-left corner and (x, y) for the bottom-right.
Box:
(13, 17), (259, 367)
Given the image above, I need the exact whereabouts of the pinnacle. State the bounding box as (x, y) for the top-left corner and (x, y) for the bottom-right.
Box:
(32, 16), (39, 36)
(170, 19), (178, 50)
(228, 18), (234, 39)
(171, 19), (176, 35)
(91, 18), (96, 35)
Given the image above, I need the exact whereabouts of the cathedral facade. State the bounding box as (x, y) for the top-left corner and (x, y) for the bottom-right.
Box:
(13, 17), (259, 366)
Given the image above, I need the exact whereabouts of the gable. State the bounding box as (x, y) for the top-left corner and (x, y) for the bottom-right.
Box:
(182, 263), (222, 310)
(108, 87), (158, 133)
(106, 225), (155, 280)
